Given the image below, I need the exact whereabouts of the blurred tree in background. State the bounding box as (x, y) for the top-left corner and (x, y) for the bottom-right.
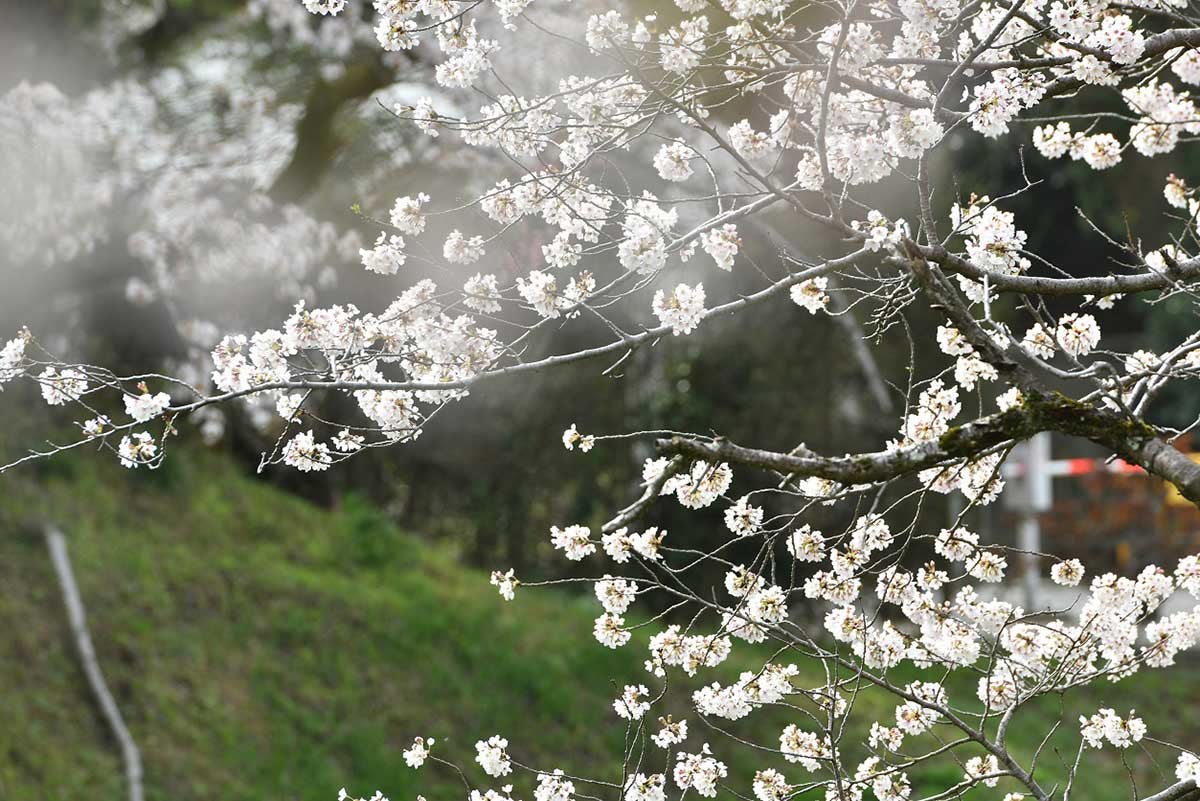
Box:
(5, 0), (1197, 584)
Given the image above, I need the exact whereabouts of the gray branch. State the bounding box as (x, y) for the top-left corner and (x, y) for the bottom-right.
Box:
(659, 391), (1200, 506)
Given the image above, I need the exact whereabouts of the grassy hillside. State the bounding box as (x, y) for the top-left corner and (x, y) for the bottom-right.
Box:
(0, 446), (1196, 801)
(0, 447), (649, 800)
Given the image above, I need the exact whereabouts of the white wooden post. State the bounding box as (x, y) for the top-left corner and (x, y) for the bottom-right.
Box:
(45, 526), (144, 801)
(1018, 433), (1052, 610)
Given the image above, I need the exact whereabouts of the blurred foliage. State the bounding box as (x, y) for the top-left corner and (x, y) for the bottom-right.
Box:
(5, 0), (1200, 590)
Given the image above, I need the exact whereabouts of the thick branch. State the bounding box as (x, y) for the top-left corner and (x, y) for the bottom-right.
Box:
(270, 54), (396, 202)
(922, 244), (1200, 297)
(838, 75), (966, 124)
(1144, 780), (1200, 801)
(658, 391), (1200, 505)
(657, 412), (1020, 486)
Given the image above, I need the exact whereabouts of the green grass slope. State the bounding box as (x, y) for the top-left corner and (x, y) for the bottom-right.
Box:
(0, 447), (1196, 801)
(0, 448), (649, 800)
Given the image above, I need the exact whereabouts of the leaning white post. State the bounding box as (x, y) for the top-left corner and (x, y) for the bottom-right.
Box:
(45, 525), (144, 801)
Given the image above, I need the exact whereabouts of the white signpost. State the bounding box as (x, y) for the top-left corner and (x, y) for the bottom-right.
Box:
(1003, 436), (1143, 609)
(1006, 433), (1052, 610)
